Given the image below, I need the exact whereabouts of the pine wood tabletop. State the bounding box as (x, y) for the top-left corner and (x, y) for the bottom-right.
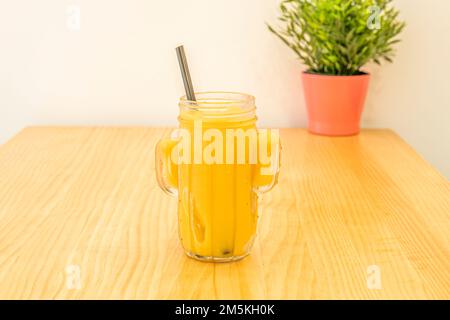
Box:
(0, 127), (448, 299)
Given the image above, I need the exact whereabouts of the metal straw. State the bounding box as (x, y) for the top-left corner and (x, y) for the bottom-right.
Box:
(175, 45), (196, 102)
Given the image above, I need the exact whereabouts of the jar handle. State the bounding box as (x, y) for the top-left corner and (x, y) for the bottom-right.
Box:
(155, 136), (178, 197)
(253, 129), (281, 194)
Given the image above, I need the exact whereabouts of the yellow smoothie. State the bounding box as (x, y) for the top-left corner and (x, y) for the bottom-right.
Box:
(156, 93), (279, 261)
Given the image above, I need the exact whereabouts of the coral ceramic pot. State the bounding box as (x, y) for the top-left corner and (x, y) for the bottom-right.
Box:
(302, 72), (370, 136)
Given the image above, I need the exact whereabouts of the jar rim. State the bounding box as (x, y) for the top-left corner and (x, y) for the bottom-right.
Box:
(179, 91), (255, 110)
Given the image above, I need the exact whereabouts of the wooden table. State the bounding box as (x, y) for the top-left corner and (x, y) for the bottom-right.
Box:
(0, 127), (448, 299)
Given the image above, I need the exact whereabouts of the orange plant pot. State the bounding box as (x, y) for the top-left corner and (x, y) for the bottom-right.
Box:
(302, 72), (370, 136)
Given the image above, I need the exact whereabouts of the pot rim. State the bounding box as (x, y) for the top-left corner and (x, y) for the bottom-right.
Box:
(302, 70), (370, 78)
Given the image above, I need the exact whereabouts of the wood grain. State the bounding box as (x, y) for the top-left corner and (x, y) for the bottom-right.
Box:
(0, 127), (448, 299)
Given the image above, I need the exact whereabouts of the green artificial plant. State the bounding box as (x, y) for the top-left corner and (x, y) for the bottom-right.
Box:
(268, 0), (405, 75)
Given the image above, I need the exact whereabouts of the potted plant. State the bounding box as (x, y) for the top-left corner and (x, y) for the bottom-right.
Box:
(268, 0), (405, 136)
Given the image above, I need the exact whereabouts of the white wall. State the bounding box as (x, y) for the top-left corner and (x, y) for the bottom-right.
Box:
(1, 0), (449, 178)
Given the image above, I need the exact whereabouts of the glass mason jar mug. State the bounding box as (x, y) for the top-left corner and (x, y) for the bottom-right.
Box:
(155, 92), (280, 262)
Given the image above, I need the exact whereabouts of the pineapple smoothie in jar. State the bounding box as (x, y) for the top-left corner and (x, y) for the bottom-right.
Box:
(156, 92), (280, 262)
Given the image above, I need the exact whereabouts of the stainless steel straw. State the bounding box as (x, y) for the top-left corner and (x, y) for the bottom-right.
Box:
(175, 45), (196, 102)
